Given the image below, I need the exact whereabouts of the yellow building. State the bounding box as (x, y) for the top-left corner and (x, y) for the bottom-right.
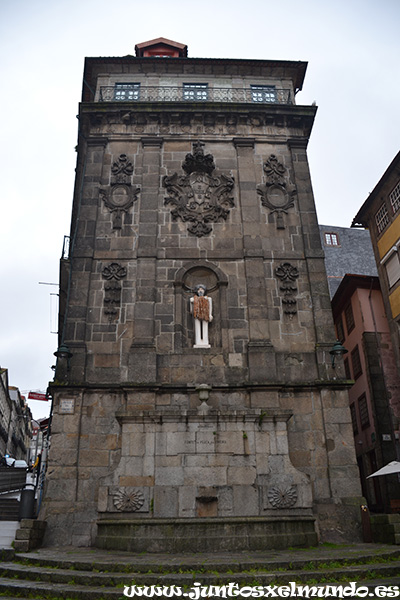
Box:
(352, 151), (400, 450)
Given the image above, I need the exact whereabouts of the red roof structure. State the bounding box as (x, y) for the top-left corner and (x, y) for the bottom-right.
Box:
(135, 37), (188, 58)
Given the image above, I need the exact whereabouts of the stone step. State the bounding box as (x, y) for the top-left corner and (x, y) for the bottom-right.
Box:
(1, 559), (400, 586)
(0, 545), (399, 600)
(0, 597), (34, 600)
(0, 573), (400, 600)
(14, 545), (400, 573)
(0, 499), (19, 521)
(0, 577), (124, 599)
(0, 522), (18, 549)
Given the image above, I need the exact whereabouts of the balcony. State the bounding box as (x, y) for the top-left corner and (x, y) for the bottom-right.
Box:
(98, 86), (293, 105)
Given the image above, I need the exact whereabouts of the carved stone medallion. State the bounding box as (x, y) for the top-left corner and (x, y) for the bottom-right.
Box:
(268, 485), (297, 509)
(163, 142), (234, 237)
(113, 488), (145, 512)
(257, 154), (296, 229)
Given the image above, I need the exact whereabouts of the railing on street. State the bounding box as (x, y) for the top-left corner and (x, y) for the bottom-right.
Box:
(0, 467), (27, 493)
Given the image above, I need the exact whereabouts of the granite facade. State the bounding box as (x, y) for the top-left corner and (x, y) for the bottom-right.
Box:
(42, 50), (362, 549)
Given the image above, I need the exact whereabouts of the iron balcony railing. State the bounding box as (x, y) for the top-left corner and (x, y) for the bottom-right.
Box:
(98, 86), (293, 105)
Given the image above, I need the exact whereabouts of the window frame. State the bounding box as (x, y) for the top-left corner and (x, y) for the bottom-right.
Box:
(335, 316), (345, 344)
(250, 85), (277, 103)
(358, 393), (370, 430)
(324, 232), (340, 246)
(344, 302), (355, 335)
(114, 83), (140, 101)
(344, 357), (351, 380)
(375, 202), (390, 234)
(389, 180), (400, 215)
(182, 83), (208, 101)
(350, 402), (359, 435)
(351, 345), (362, 380)
(384, 251), (400, 288)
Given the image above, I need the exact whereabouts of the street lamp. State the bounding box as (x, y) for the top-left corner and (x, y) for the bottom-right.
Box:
(329, 340), (348, 368)
(53, 344), (73, 381)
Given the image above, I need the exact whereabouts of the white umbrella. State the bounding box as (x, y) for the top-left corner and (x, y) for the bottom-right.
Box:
(367, 461), (400, 478)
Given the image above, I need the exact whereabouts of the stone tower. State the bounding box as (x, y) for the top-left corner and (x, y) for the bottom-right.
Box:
(44, 38), (363, 549)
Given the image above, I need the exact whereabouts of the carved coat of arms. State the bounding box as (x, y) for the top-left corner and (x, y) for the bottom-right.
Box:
(163, 142), (234, 237)
(257, 154), (296, 229)
(99, 154), (140, 229)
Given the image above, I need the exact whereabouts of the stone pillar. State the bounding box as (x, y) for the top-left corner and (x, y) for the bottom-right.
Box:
(234, 138), (276, 381)
(288, 138), (335, 380)
(129, 138), (163, 382)
(66, 138), (109, 383)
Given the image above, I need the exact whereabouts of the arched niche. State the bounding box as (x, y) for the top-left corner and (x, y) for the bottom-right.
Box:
(174, 261), (228, 351)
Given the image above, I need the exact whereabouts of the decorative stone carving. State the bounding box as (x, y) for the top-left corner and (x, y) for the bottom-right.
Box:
(190, 284), (213, 348)
(268, 485), (297, 509)
(111, 153), (133, 185)
(100, 154), (140, 229)
(102, 262), (127, 319)
(102, 263), (127, 281)
(275, 262), (299, 316)
(113, 488), (145, 512)
(163, 142), (234, 237)
(99, 185), (140, 229)
(257, 154), (296, 229)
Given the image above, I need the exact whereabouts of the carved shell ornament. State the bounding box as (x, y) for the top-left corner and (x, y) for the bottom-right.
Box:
(268, 486), (297, 509)
(163, 141), (235, 237)
(113, 488), (144, 512)
(257, 154), (296, 229)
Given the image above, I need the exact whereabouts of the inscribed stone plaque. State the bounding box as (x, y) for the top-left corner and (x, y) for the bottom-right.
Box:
(59, 398), (75, 414)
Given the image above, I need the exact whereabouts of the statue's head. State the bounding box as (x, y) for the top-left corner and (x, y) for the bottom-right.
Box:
(194, 284), (207, 296)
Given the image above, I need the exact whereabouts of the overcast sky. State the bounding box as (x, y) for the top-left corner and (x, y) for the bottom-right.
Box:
(1, 0), (399, 419)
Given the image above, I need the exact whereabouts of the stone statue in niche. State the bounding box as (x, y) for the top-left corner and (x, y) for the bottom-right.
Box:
(190, 284), (213, 348)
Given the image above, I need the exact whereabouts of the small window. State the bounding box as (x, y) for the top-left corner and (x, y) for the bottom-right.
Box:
(350, 403), (359, 435)
(335, 316), (345, 343)
(344, 357), (351, 379)
(385, 252), (400, 288)
(251, 85), (277, 103)
(389, 181), (400, 215)
(375, 203), (390, 234)
(344, 302), (355, 335)
(183, 83), (208, 101)
(358, 394), (370, 429)
(351, 345), (362, 380)
(324, 232), (340, 246)
(114, 83), (140, 101)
